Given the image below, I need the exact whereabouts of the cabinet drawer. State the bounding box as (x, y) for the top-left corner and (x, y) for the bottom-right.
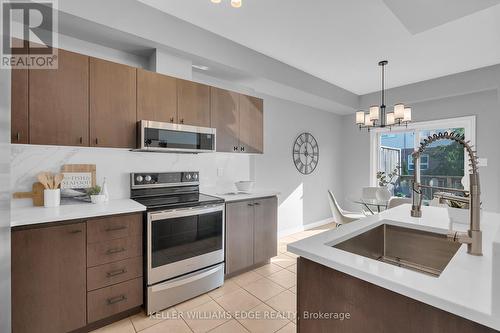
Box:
(87, 236), (142, 267)
(87, 277), (142, 323)
(87, 256), (143, 291)
(87, 213), (142, 243)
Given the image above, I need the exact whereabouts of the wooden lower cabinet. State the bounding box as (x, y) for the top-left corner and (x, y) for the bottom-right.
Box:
(253, 197), (278, 263)
(11, 212), (144, 333)
(12, 222), (87, 333)
(297, 257), (497, 333)
(225, 196), (278, 275)
(87, 277), (142, 323)
(226, 200), (255, 274)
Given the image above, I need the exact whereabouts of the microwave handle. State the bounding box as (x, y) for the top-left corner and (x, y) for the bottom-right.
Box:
(151, 265), (223, 292)
(149, 204), (224, 221)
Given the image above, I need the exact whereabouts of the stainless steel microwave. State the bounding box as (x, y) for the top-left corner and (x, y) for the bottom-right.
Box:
(137, 120), (216, 153)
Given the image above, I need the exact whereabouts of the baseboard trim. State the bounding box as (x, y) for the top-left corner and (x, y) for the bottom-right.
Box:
(278, 217), (334, 239)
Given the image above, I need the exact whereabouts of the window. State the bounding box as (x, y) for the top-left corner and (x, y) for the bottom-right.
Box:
(408, 154), (429, 171)
(370, 116), (475, 201)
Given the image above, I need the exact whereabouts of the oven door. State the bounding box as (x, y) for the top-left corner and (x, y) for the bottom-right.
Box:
(147, 204), (224, 285)
(138, 120), (216, 153)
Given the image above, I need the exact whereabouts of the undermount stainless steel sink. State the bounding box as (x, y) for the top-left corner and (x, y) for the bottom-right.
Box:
(333, 224), (461, 277)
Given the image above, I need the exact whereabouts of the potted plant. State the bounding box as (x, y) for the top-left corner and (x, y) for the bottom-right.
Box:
(87, 185), (105, 204)
(376, 165), (400, 201)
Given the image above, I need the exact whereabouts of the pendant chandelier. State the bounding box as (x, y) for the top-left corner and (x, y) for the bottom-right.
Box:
(210, 0), (242, 8)
(355, 60), (412, 131)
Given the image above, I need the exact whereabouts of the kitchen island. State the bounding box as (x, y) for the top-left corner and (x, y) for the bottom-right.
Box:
(288, 204), (500, 333)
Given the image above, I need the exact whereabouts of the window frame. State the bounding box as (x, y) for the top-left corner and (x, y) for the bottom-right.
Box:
(369, 116), (476, 187)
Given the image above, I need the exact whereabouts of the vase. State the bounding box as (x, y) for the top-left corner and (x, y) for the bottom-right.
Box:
(376, 187), (392, 202)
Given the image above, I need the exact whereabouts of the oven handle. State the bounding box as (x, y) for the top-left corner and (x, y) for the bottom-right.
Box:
(151, 265), (223, 292)
(149, 204), (224, 221)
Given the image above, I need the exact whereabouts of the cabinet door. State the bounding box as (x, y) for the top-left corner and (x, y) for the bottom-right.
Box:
(253, 197), (278, 264)
(239, 95), (264, 153)
(137, 69), (177, 123)
(12, 222), (86, 333)
(177, 79), (210, 127)
(210, 87), (240, 152)
(225, 200), (254, 274)
(90, 58), (137, 148)
(29, 49), (89, 146)
(11, 68), (28, 144)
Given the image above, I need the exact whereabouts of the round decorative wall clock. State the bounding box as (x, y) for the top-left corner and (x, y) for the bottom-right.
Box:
(292, 132), (319, 175)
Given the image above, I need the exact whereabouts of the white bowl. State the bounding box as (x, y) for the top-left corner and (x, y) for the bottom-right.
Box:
(235, 181), (255, 193)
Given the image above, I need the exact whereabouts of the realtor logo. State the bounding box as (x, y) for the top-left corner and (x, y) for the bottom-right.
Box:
(1, 0), (58, 69)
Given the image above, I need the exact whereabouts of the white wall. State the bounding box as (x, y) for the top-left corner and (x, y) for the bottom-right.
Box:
(341, 66), (500, 213)
(254, 96), (343, 235)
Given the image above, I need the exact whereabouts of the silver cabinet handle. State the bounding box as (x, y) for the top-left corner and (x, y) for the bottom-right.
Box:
(69, 229), (82, 234)
(107, 295), (127, 305)
(106, 268), (127, 277)
(105, 225), (127, 232)
(106, 247), (126, 255)
(248, 203), (254, 206)
(16, 132), (20, 142)
(254, 202), (260, 206)
(240, 146), (245, 152)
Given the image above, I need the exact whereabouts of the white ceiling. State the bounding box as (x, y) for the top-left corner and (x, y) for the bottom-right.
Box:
(139, 0), (500, 95)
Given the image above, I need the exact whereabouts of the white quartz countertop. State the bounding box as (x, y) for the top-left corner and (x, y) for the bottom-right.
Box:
(11, 199), (146, 228)
(203, 189), (280, 202)
(288, 204), (500, 330)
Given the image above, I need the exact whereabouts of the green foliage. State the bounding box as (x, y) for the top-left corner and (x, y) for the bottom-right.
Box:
(87, 185), (102, 196)
(376, 165), (400, 187)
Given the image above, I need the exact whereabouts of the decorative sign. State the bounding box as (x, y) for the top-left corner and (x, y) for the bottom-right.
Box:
(60, 164), (97, 204)
(61, 172), (92, 189)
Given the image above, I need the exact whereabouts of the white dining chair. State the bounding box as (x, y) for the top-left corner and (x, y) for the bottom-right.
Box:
(387, 196), (411, 209)
(328, 190), (365, 225)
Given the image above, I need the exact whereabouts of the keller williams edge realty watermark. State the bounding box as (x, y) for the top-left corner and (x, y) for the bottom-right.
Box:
(1, 0), (58, 69)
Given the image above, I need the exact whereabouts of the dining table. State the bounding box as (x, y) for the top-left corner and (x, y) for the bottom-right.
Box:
(350, 197), (389, 214)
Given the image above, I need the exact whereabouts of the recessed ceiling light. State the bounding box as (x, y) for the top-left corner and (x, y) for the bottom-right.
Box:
(211, 0), (221, 3)
(231, 0), (242, 8)
(192, 64), (210, 71)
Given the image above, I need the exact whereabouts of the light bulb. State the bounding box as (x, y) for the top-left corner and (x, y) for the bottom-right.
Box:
(394, 103), (405, 120)
(211, 0), (222, 3)
(369, 106), (380, 121)
(386, 112), (395, 125)
(364, 114), (372, 127)
(356, 111), (365, 125)
(231, 0), (242, 8)
(403, 107), (412, 122)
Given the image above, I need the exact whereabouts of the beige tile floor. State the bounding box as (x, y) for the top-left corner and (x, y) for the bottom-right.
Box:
(92, 223), (336, 333)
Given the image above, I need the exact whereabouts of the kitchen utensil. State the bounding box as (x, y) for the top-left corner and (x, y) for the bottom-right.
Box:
(235, 181), (255, 193)
(53, 173), (64, 189)
(44, 189), (61, 207)
(13, 182), (45, 206)
(37, 172), (50, 189)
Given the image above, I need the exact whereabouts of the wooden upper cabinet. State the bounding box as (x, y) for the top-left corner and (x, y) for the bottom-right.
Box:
(11, 68), (28, 144)
(239, 94), (264, 153)
(90, 58), (137, 148)
(210, 87), (240, 152)
(137, 69), (177, 123)
(177, 80), (210, 127)
(12, 222), (87, 333)
(29, 49), (89, 146)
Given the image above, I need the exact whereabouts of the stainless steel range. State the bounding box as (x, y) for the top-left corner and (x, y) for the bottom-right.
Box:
(130, 172), (225, 314)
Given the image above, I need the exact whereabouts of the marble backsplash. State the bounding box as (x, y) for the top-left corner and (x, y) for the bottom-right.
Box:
(11, 144), (253, 207)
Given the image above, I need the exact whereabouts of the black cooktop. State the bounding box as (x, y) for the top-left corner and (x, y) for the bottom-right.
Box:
(132, 192), (224, 210)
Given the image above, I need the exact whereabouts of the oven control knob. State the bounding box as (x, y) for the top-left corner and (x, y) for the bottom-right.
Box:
(136, 175), (143, 183)
(193, 173), (198, 180)
(186, 174), (192, 180)
(145, 175), (152, 182)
